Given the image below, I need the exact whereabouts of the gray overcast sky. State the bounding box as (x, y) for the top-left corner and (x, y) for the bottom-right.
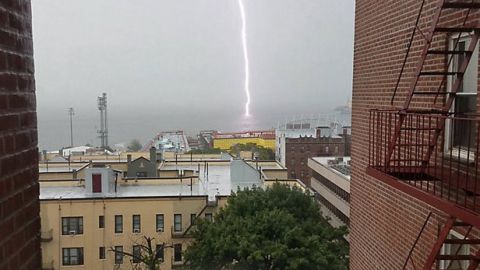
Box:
(32, 0), (354, 150)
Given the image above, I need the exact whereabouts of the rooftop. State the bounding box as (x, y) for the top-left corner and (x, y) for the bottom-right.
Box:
(312, 156), (351, 179)
(40, 160), (288, 201)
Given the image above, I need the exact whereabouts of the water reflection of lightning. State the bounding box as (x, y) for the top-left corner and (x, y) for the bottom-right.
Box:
(238, 0), (251, 117)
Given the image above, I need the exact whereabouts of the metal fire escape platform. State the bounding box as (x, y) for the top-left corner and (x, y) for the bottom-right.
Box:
(366, 0), (480, 269)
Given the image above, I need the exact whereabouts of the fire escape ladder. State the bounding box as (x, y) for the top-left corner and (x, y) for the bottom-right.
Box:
(421, 217), (480, 270)
(182, 201), (211, 237)
(403, 212), (433, 270)
(423, 216), (455, 270)
(386, 0), (480, 170)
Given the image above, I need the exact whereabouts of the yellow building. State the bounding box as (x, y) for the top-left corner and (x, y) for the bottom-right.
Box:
(212, 130), (276, 150)
(39, 156), (302, 270)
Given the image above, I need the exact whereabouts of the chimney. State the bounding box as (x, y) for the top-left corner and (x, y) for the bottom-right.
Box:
(316, 127), (322, 138)
(150, 147), (156, 163)
(127, 154), (132, 164)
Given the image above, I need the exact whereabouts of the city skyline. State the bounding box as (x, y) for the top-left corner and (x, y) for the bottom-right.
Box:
(32, 0), (354, 150)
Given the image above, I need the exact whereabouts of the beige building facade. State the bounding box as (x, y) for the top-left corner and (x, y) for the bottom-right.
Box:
(40, 155), (298, 270)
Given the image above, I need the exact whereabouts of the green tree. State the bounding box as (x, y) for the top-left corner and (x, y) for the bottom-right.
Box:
(184, 184), (349, 270)
(230, 143), (275, 160)
(127, 139), (143, 152)
(110, 236), (171, 270)
(187, 148), (222, 154)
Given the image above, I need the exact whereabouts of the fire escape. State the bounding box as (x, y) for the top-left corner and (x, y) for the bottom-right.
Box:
(367, 0), (480, 269)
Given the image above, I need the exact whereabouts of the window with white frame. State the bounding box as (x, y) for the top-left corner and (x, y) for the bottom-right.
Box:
(440, 232), (469, 270)
(446, 34), (478, 155)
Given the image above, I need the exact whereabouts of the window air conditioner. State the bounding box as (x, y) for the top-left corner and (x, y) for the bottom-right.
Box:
(69, 230), (76, 235)
(133, 229), (140, 233)
(157, 228), (164, 233)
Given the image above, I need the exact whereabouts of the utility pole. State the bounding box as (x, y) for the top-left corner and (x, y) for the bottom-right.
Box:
(68, 107), (74, 147)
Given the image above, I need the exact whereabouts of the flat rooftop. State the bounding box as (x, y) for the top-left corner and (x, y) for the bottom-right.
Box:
(40, 160), (286, 201)
(40, 182), (209, 200)
(311, 156), (351, 180)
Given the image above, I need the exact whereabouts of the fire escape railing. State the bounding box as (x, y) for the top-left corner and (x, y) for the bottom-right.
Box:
(368, 109), (480, 214)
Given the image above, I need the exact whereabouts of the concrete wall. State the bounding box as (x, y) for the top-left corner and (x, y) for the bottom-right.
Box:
(0, 1), (41, 269)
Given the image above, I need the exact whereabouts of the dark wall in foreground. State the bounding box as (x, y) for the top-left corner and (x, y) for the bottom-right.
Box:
(0, 1), (40, 269)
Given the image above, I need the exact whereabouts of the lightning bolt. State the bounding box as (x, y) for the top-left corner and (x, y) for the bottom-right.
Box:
(238, 0), (251, 117)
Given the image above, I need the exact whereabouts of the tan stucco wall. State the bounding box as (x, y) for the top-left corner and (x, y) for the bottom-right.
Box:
(40, 196), (219, 270)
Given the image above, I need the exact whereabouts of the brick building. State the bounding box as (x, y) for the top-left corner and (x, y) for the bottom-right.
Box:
(285, 127), (350, 186)
(0, 1), (41, 269)
(352, 1), (480, 269)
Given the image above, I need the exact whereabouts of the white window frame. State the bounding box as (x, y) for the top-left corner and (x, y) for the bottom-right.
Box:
(444, 33), (478, 160)
(440, 230), (469, 270)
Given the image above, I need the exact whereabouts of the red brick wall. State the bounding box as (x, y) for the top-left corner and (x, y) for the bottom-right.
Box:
(285, 136), (347, 186)
(351, 1), (479, 269)
(0, 1), (40, 269)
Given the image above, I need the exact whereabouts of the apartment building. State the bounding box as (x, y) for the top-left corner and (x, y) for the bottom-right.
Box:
(352, 1), (480, 269)
(285, 127), (351, 186)
(39, 155), (303, 270)
(308, 156), (350, 229)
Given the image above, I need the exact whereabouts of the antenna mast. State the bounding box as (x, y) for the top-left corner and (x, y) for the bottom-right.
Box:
(97, 93), (108, 149)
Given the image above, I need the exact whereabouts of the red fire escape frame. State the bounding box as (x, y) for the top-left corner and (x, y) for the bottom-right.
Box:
(366, 0), (480, 268)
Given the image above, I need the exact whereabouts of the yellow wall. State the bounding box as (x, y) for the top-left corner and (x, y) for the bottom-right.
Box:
(213, 137), (275, 150)
(40, 196), (220, 270)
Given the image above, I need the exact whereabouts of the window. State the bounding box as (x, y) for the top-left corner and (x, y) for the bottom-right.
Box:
(156, 214), (164, 232)
(174, 214), (182, 232)
(156, 245), (164, 261)
(440, 232), (469, 269)
(133, 215), (141, 233)
(136, 171), (147, 177)
(133, 245), (141, 263)
(62, 248), (84, 265)
(99, 215), (104, 229)
(174, 244), (182, 262)
(99, 247), (105, 260)
(447, 35), (478, 154)
(62, 217), (83, 235)
(205, 213), (213, 222)
(190, 213), (196, 225)
(114, 246), (123, 264)
(115, 215), (123, 233)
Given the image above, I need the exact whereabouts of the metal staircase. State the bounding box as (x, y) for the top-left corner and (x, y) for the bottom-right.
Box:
(388, 0), (480, 171)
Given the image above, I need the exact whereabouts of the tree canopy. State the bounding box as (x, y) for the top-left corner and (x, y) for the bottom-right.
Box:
(230, 143), (275, 160)
(127, 139), (143, 152)
(184, 184), (349, 270)
(187, 147), (222, 154)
